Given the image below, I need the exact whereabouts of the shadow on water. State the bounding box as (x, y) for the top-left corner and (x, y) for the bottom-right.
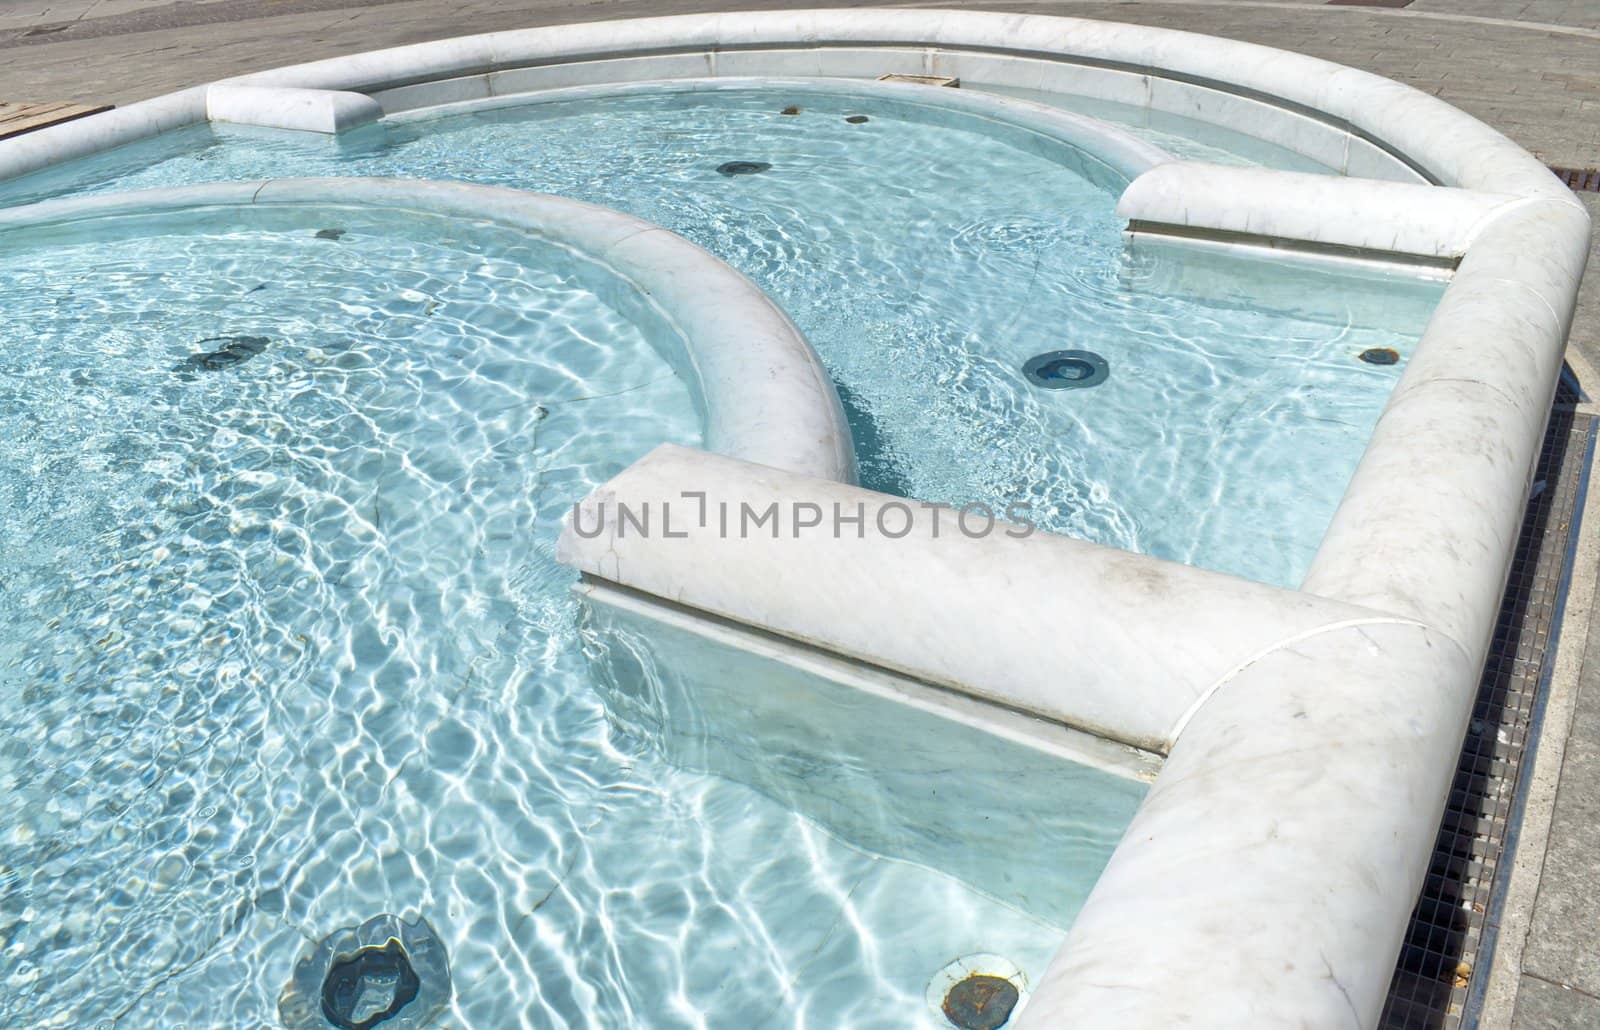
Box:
(832, 379), (914, 498)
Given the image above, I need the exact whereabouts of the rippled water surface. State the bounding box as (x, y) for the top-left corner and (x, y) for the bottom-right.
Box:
(0, 81), (1445, 1027)
(3, 82), (1445, 587)
(0, 210), (1085, 1027)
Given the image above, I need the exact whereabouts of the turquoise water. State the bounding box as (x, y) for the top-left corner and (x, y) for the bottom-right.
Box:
(0, 82), (1444, 588)
(982, 84), (1341, 173)
(0, 81), (1446, 1027)
(0, 207), (1097, 1027)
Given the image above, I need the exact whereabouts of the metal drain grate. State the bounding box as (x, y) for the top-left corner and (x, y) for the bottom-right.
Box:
(1380, 379), (1596, 1029)
(1550, 167), (1600, 193)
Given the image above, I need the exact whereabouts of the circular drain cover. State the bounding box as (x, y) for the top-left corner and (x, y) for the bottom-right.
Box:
(1022, 349), (1109, 389)
(927, 954), (1027, 1030)
(1359, 347), (1400, 366)
(321, 938), (420, 1030)
(716, 161), (772, 176)
(279, 914), (450, 1030)
(943, 975), (1020, 1030)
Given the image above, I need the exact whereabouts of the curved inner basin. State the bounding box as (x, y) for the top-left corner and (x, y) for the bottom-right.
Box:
(0, 202), (1137, 1027)
(0, 81), (1445, 588)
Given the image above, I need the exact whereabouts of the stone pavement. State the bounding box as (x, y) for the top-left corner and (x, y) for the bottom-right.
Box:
(0, 0), (1595, 1025)
(1518, 580), (1600, 1023)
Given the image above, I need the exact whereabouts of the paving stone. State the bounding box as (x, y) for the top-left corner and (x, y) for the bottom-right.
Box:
(1512, 975), (1600, 1029)
(1523, 596), (1600, 997)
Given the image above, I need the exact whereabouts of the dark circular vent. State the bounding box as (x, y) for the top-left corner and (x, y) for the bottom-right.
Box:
(279, 914), (450, 1030)
(1022, 349), (1109, 390)
(716, 161), (772, 177)
(845, 115), (870, 124)
(942, 974), (1021, 1030)
(321, 938), (420, 1030)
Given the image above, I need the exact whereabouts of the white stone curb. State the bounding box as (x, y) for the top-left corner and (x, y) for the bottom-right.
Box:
(1118, 161), (1528, 262)
(205, 85), (384, 135)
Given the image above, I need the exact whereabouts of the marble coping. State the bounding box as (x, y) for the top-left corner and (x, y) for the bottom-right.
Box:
(557, 443), (1414, 756)
(1118, 161), (1529, 263)
(192, 8), (1568, 196)
(205, 85), (384, 135)
(0, 178), (855, 484)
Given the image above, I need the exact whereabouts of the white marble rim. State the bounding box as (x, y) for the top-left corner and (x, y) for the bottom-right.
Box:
(0, 178), (856, 484)
(186, 8), (1565, 195)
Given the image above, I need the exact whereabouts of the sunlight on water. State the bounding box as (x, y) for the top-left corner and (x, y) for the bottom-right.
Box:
(0, 207), (1107, 1027)
(0, 83), (1445, 586)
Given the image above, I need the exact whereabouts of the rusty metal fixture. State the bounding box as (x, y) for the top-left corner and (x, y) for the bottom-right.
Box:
(942, 974), (1020, 1030)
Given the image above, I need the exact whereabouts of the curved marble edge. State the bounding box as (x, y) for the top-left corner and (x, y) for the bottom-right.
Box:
(0, 179), (856, 484)
(1302, 195), (1591, 662)
(554, 443), (1393, 754)
(387, 75), (1175, 186)
(0, 10), (1574, 207)
(0, 87), (205, 185)
(1022, 619), (1479, 1026)
(206, 85), (384, 135)
(192, 8), (1573, 200)
(1117, 160), (1526, 260)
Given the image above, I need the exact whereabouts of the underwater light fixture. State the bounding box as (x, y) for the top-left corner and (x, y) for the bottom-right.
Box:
(716, 161), (772, 176)
(1022, 349), (1109, 390)
(279, 914), (451, 1030)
